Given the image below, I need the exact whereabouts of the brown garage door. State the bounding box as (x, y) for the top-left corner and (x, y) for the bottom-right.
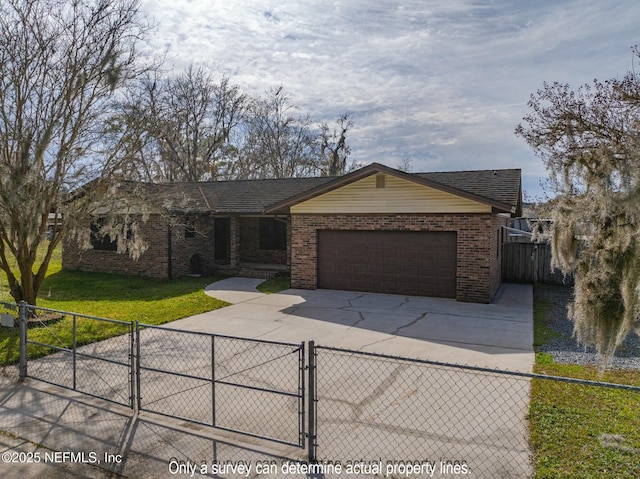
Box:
(317, 230), (457, 298)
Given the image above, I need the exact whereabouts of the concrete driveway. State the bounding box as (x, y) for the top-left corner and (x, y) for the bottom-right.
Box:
(173, 277), (534, 372)
(0, 279), (534, 479)
(175, 278), (535, 477)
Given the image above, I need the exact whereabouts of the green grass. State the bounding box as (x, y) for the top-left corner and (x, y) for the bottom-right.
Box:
(532, 287), (561, 349)
(530, 284), (640, 478)
(0, 242), (229, 365)
(256, 275), (291, 294)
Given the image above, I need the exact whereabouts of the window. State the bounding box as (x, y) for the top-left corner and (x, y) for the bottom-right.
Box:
(184, 221), (196, 239)
(90, 218), (117, 251)
(259, 218), (286, 250)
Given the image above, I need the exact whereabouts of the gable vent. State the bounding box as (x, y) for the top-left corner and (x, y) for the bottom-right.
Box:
(376, 174), (386, 189)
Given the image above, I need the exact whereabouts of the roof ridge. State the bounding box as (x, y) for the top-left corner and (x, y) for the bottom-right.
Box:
(117, 176), (339, 187)
(416, 168), (521, 174)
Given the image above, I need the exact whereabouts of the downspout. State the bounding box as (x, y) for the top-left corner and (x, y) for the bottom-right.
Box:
(167, 223), (173, 280)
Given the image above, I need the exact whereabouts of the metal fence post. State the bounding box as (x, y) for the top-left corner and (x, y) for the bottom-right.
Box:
(212, 335), (216, 428)
(307, 340), (317, 462)
(135, 321), (141, 412)
(130, 320), (136, 410)
(18, 301), (28, 381)
(299, 341), (306, 448)
(72, 315), (77, 390)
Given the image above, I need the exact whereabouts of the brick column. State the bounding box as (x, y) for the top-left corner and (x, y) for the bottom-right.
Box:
(229, 216), (240, 269)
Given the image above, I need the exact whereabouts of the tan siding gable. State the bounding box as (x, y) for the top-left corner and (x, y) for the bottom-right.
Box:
(290, 174), (492, 214)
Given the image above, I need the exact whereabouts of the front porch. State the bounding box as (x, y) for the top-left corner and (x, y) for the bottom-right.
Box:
(119, 214), (293, 280)
(208, 216), (291, 279)
(238, 262), (289, 279)
(214, 262), (289, 279)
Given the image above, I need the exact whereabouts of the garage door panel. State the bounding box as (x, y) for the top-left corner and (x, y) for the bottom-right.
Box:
(352, 264), (367, 274)
(335, 263), (350, 274)
(367, 248), (384, 261)
(382, 263), (402, 275)
(334, 248), (351, 260)
(383, 249), (399, 260)
(398, 250), (418, 262)
(350, 250), (368, 262)
(317, 230), (457, 298)
(368, 264), (384, 274)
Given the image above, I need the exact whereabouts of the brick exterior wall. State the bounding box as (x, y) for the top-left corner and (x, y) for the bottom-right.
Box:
(62, 214), (218, 279)
(490, 215), (509, 298)
(63, 215), (171, 278)
(290, 213), (505, 303)
(169, 215), (216, 278)
(63, 211), (508, 303)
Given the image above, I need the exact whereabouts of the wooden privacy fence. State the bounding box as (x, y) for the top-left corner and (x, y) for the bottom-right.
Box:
(502, 242), (573, 285)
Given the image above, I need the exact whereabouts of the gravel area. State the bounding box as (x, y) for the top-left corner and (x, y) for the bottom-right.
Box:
(535, 284), (640, 370)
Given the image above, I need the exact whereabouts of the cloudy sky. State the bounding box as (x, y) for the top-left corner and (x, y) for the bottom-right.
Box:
(140, 0), (640, 198)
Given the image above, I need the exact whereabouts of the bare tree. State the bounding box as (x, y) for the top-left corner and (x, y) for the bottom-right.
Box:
(123, 79), (353, 181)
(319, 115), (353, 176)
(234, 86), (320, 179)
(122, 67), (247, 182)
(516, 70), (640, 365)
(395, 154), (413, 173)
(108, 77), (163, 181)
(0, 0), (150, 305)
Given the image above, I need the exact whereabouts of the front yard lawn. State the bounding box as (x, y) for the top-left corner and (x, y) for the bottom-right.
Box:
(530, 284), (640, 478)
(0, 247), (229, 365)
(256, 275), (291, 294)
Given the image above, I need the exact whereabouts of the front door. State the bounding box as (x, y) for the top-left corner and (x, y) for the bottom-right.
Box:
(214, 217), (230, 263)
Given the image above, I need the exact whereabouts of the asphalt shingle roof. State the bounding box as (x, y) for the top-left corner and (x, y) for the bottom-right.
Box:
(120, 165), (521, 215)
(196, 177), (336, 213)
(416, 168), (521, 209)
(125, 176), (336, 214)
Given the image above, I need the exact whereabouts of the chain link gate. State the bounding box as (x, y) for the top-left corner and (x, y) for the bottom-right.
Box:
(135, 323), (307, 448)
(15, 303), (308, 452)
(16, 301), (134, 408)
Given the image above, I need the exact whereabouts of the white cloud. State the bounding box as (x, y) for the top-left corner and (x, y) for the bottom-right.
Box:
(140, 0), (640, 197)
(431, 137), (459, 146)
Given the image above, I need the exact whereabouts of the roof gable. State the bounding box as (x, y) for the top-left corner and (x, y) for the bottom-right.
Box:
(289, 173), (493, 214)
(266, 163), (521, 215)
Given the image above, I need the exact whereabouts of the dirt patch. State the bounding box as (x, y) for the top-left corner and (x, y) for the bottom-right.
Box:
(27, 313), (66, 328)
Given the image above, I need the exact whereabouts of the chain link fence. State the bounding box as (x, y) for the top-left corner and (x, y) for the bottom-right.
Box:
(14, 301), (306, 450)
(11, 301), (640, 478)
(137, 324), (305, 447)
(312, 345), (533, 478)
